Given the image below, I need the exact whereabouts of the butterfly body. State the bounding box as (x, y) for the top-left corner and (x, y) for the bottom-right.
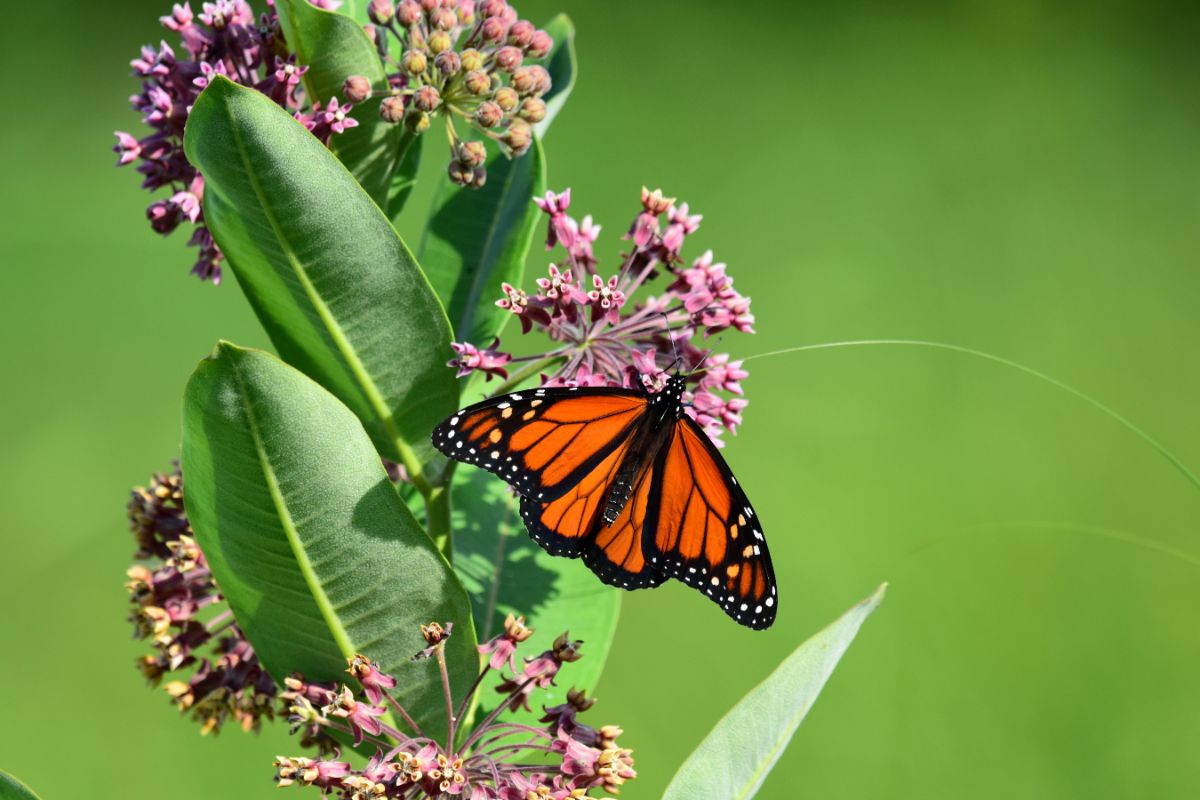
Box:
(432, 375), (777, 629)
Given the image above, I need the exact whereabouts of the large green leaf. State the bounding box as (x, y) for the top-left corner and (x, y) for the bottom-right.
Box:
(184, 77), (456, 472)
(275, 0), (403, 207)
(182, 342), (478, 740)
(452, 463), (620, 721)
(663, 584), (887, 800)
(0, 771), (40, 800)
(418, 138), (546, 348)
(535, 14), (577, 138)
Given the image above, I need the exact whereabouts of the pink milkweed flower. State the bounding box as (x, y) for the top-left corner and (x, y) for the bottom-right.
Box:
(587, 274), (625, 324)
(534, 189), (574, 251)
(448, 339), (512, 381)
(345, 654), (396, 705)
(113, 131), (141, 165)
(327, 685), (386, 746)
(321, 98), (359, 134)
(478, 613), (535, 671)
(661, 202), (702, 257)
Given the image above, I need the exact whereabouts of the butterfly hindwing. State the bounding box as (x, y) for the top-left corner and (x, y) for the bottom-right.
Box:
(651, 417), (777, 629)
(519, 437), (667, 590)
(431, 386), (647, 501)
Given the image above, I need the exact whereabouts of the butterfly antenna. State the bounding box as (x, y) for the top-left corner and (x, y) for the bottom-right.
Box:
(658, 311), (683, 372)
(688, 335), (725, 378)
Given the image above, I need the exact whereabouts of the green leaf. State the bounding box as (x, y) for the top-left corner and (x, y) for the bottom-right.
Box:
(182, 342), (477, 739)
(535, 14), (577, 138)
(418, 138), (546, 348)
(184, 77), (456, 472)
(663, 584), (888, 800)
(275, 0), (403, 208)
(387, 131), (424, 222)
(451, 463), (620, 722)
(0, 771), (40, 800)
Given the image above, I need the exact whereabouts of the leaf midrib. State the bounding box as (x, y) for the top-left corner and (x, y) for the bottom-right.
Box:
(219, 93), (421, 475)
(226, 352), (357, 663)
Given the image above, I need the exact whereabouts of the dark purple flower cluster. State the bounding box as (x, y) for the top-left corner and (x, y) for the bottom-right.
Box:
(116, 1), (359, 282)
(274, 617), (636, 798)
(126, 466), (278, 734)
(449, 187), (755, 445)
(359, 0), (554, 187)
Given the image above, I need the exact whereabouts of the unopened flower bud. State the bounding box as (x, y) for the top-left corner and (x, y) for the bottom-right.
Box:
(480, 16), (508, 43)
(477, 0), (507, 18)
(379, 94), (406, 123)
(402, 49), (427, 75)
(518, 96), (546, 123)
(448, 159), (475, 186)
(457, 4), (475, 26)
(460, 48), (484, 71)
(527, 29), (553, 58)
(457, 139), (487, 167)
(435, 50), (461, 76)
(511, 65), (550, 96)
(342, 75), (372, 105)
(413, 85), (442, 112)
(420, 0), (438, 11)
(406, 109), (431, 133)
(363, 23), (378, 44)
(472, 166), (487, 188)
(507, 19), (535, 48)
(396, 0), (422, 25)
(494, 45), (523, 72)
(428, 30), (452, 54)
(368, 0), (394, 24)
(475, 100), (503, 128)
(464, 69), (491, 96)
(430, 6), (456, 30)
(502, 118), (532, 155)
(492, 85), (519, 112)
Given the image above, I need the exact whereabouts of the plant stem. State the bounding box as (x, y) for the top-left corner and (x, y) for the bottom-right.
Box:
(385, 692), (428, 741)
(435, 643), (458, 753)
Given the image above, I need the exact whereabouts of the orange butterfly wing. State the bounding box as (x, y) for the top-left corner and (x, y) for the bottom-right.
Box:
(651, 418), (777, 629)
(519, 436), (666, 589)
(432, 387), (647, 501)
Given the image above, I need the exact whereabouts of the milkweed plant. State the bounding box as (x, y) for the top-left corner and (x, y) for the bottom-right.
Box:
(85, 1), (890, 798)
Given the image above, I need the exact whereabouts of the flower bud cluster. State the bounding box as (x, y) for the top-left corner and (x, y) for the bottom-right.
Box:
(126, 465), (278, 734)
(359, 0), (554, 187)
(116, 1), (359, 282)
(452, 187), (756, 445)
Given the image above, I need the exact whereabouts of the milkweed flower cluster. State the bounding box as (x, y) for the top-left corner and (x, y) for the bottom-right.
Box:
(274, 616), (636, 797)
(126, 465), (279, 734)
(449, 187), (755, 445)
(355, 0), (554, 187)
(115, 1), (358, 282)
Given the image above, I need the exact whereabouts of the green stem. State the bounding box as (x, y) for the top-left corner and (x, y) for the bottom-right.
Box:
(743, 339), (1200, 493)
(487, 353), (568, 398)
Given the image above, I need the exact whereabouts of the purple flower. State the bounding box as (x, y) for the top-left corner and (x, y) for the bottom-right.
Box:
(534, 189), (574, 250)
(346, 653), (397, 705)
(449, 338), (512, 381)
(327, 685), (387, 746)
(478, 612), (534, 671)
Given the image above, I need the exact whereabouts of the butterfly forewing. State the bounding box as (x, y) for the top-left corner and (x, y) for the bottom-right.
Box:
(431, 387), (647, 500)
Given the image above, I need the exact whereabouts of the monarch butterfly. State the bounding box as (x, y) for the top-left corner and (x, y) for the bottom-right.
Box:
(431, 373), (777, 630)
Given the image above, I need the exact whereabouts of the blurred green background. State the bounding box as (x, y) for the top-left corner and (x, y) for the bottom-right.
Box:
(2, 0), (1198, 796)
